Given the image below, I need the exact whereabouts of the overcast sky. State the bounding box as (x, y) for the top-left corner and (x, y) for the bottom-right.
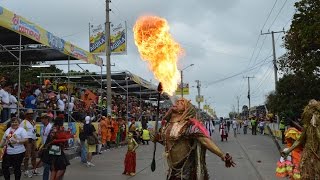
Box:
(0, 0), (297, 117)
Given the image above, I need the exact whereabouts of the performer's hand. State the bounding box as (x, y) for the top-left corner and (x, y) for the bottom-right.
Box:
(224, 153), (236, 168)
(150, 133), (157, 143)
(281, 149), (289, 157)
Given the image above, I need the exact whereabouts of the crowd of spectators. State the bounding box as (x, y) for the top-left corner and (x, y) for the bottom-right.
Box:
(0, 77), (167, 123)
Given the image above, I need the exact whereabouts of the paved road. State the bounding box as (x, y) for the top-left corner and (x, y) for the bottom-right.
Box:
(17, 128), (282, 180)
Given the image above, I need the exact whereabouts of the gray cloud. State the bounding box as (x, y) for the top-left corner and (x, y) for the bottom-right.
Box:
(0, 0), (297, 117)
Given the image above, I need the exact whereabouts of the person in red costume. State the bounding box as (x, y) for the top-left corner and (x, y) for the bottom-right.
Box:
(123, 132), (139, 176)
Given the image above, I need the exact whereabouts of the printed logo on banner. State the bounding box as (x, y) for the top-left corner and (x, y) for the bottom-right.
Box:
(110, 30), (125, 51)
(110, 22), (126, 54)
(70, 44), (88, 62)
(89, 24), (106, 53)
(47, 32), (65, 51)
(12, 14), (41, 41)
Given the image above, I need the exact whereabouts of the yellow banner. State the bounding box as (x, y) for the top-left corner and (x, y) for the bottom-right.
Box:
(89, 23), (106, 54)
(196, 95), (204, 103)
(110, 22), (127, 54)
(176, 83), (190, 95)
(204, 104), (210, 110)
(0, 6), (103, 66)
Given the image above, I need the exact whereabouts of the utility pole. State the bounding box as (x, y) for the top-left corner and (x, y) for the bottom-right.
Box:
(180, 70), (183, 98)
(261, 30), (285, 91)
(196, 80), (201, 119)
(244, 76), (254, 116)
(105, 0), (112, 115)
(236, 96), (240, 117)
(180, 64), (194, 98)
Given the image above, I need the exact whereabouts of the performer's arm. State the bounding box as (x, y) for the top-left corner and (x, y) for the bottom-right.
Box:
(283, 130), (306, 155)
(133, 138), (139, 151)
(198, 136), (224, 161)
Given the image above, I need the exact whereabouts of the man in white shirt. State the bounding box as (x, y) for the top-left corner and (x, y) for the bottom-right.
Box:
(9, 88), (18, 117)
(40, 113), (52, 145)
(39, 113), (52, 180)
(243, 119), (249, 134)
(232, 119), (238, 138)
(19, 109), (38, 177)
(34, 87), (41, 97)
(57, 97), (65, 114)
(0, 86), (10, 123)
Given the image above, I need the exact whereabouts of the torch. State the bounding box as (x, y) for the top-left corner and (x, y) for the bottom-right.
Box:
(151, 82), (163, 172)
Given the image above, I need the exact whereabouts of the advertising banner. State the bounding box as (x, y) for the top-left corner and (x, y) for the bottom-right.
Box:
(176, 83), (190, 95)
(0, 6), (103, 66)
(89, 22), (127, 55)
(89, 23), (106, 54)
(203, 104), (210, 110)
(110, 22), (127, 54)
(196, 95), (204, 103)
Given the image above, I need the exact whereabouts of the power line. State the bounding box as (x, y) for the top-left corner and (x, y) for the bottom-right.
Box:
(207, 55), (272, 86)
(250, 35), (268, 67)
(261, 0), (279, 31)
(251, 64), (273, 95)
(246, 0), (279, 69)
(269, 0), (289, 29)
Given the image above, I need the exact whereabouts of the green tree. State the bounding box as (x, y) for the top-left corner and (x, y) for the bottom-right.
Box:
(279, 0), (320, 74)
(0, 65), (62, 85)
(266, 0), (320, 120)
(266, 73), (320, 119)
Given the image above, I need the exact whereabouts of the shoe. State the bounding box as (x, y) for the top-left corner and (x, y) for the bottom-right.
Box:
(33, 169), (43, 176)
(28, 170), (33, 178)
(86, 162), (95, 167)
(89, 162), (95, 167)
(24, 170), (29, 177)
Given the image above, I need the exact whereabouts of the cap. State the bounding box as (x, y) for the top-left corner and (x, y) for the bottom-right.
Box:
(85, 116), (91, 124)
(40, 113), (49, 118)
(25, 109), (34, 114)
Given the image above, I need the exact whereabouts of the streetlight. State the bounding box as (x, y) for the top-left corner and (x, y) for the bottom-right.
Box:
(180, 64), (194, 98)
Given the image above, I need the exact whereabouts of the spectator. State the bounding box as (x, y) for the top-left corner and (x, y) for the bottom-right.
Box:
(83, 116), (98, 167)
(79, 120), (87, 164)
(24, 91), (37, 110)
(243, 118), (249, 134)
(47, 116), (72, 180)
(251, 116), (257, 135)
(141, 127), (150, 145)
(232, 119), (238, 138)
(226, 120), (231, 133)
(9, 87), (18, 118)
(0, 117), (28, 180)
(39, 113), (53, 180)
(259, 119), (265, 135)
(0, 85), (10, 123)
(20, 109), (39, 178)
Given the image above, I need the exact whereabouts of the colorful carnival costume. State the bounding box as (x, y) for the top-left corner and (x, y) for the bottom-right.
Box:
(276, 128), (302, 179)
(219, 121), (228, 141)
(123, 132), (138, 176)
(283, 100), (320, 179)
(154, 98), (235, 180)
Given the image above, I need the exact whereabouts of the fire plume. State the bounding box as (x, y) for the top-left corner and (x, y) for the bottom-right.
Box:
(133, 16), (182, 96)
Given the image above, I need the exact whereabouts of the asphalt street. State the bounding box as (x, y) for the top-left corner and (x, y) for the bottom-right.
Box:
(17, 128), (282, 180)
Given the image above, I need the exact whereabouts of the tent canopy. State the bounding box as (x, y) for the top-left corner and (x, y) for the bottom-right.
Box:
(0, 6), (102, 66)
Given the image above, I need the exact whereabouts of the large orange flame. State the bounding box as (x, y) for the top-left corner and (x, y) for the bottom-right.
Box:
(133, 16), (182, 96)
